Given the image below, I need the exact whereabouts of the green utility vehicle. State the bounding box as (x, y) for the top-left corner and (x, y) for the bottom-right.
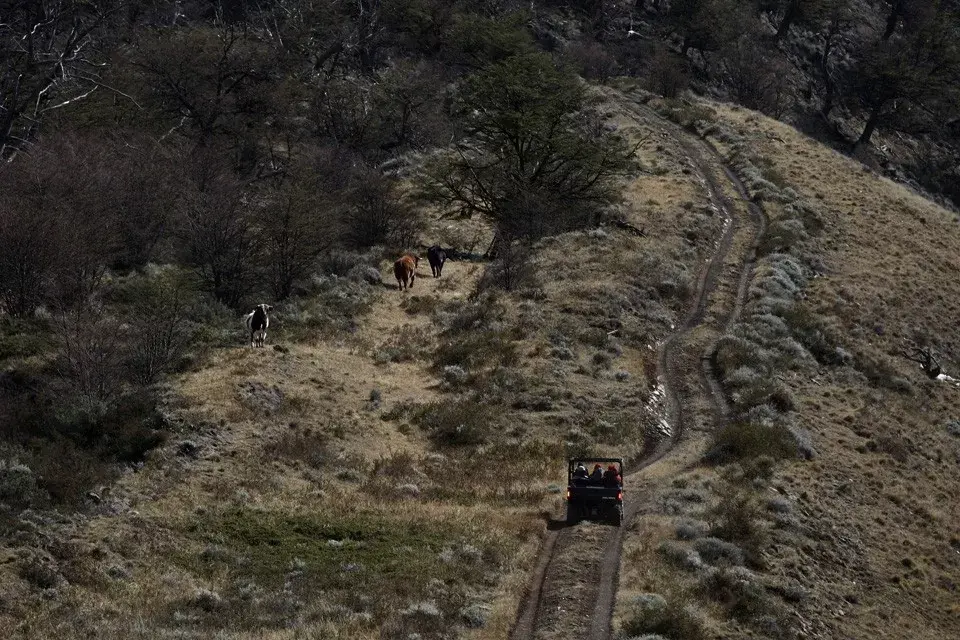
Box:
(565, 457), (624, 526)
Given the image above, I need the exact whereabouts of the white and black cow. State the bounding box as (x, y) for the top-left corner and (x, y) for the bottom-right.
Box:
(243, 304), (273, 347)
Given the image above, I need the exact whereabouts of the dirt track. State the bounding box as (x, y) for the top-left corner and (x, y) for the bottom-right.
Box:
(509, 92), (767, 640)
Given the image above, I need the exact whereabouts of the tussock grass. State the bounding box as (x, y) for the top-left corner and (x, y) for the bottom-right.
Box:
(708, 490), (768, 568)
(264, 429), (332, 469)
(620, 592), (708, 640)
(156, 502), (525, 637)
(415, 397), (499, 447)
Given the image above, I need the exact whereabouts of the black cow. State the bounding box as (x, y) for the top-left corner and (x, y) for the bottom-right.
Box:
(427, 245), (447, 278)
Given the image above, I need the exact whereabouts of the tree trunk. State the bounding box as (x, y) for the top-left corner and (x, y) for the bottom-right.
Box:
(856, 101), (885, 148)
(820, 29), (836, 117)
(883, 0), (904, 40)
(821, 85), (835, 118)
(776, 0), (799, 40)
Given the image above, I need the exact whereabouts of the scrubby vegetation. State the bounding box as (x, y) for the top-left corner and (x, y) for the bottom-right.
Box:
(3, 2), (959, 639)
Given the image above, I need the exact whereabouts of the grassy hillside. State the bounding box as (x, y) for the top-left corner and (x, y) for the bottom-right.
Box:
(2, 3), (958, 631)
(0, 92), (730, 638)
(614, 93), (960, 639)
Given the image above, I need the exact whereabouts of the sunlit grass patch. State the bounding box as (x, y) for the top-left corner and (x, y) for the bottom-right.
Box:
(172, 506), (521, 634)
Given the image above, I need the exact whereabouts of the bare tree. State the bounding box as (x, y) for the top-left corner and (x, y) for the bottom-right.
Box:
(173, 148), (262, 308)
(670, 0), (753, 56)
(717, 36), (793, 118)
(0, 0), (118, 159)
(53, 311), (127, 414)
(818, 0), (855, 117)
(263, 182), (335, 299)
(340, 170), (420, 249)
(0, 190), (60, 316)
(45, 137), (122, 309)
(0, 135), (122, 314)
(134, 23), (275, 148)
(848, 15), (960, 148)
(770, 0), (831, 40)
(881, 0), (935, 40)
(123, 269), (200, 385)
(107, 135), (179, 270)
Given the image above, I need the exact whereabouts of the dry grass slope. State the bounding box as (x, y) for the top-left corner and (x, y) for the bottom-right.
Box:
(0, 97), (734, 639)
(615, 97), (960, 640)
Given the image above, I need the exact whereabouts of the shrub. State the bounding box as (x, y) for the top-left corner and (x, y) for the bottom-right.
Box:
(657, 99), (717, 130)
(698, 566), (771, 620)
(265, 430), (331, 468)
(766, 576), (808, 603)
(706, 421), (796, 463)
(787, 424), (817, 460)
(19, 554), (64, 590)
(739, 454), (777, 482)
(282, 276), (375, 340)
(621, 593), (707, 640)
(714, 335), (773, 378)
(434, 329), (518, 372)
(626, 593), (668, 626)
(0, 459), (42, 507)
(188, 588), (224, 612)
(399, 600), (443, 631)
(693, 537), (745, 567)
(781, 304), (844, 365)
(316, 250), (373, 277)
(477, 240), (538, 293)
(709, 491), (768, 566)
(460, 602), (491, 629)
(767, 497), (792, 514)
(339, 174), (422, 249)
(592, 351), (613, 368)
(371, 451), (419, 480)
(675, 519), (707, 541)
(758, 219), (808, 256)
(855, 351), (913, 393)
(374, 326), (429, 364)
(658, 541), (704, 571)
(565, 39), (619, 82)
(947, 420), (960, 438)
(417, 399), (497, 447)
(730, 377), (795, 414)
(646, 46), (690, 98)
(401, 295), (440, 316)
(441, 365), (469, 387)
(114, 268), (203, 384)
(0, 318), (54, 360)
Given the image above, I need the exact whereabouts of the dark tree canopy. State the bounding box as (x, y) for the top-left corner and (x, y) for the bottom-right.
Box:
(418, 53), (636, 242)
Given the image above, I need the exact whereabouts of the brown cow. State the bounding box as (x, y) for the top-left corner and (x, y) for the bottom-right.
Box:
(393, 254), (419, 291)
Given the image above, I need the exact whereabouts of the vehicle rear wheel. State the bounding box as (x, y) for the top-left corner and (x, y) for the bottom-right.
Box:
(613, 505), (623, 527)
(566, 504), (580, 525)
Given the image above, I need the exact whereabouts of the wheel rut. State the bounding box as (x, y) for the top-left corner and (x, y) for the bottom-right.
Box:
(509, 93), (768, 640)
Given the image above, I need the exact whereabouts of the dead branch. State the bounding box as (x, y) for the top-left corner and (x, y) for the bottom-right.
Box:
(609, 218), (647, 237)
(900, 341), (943, 379)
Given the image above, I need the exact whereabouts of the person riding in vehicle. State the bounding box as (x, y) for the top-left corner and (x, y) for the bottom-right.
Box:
(589, 464), (604, 483)
(603, 464), (622, 488)
(573, 463), (588, 479)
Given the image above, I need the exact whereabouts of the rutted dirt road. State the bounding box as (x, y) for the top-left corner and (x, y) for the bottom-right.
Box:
(510, 91), (767, 640)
